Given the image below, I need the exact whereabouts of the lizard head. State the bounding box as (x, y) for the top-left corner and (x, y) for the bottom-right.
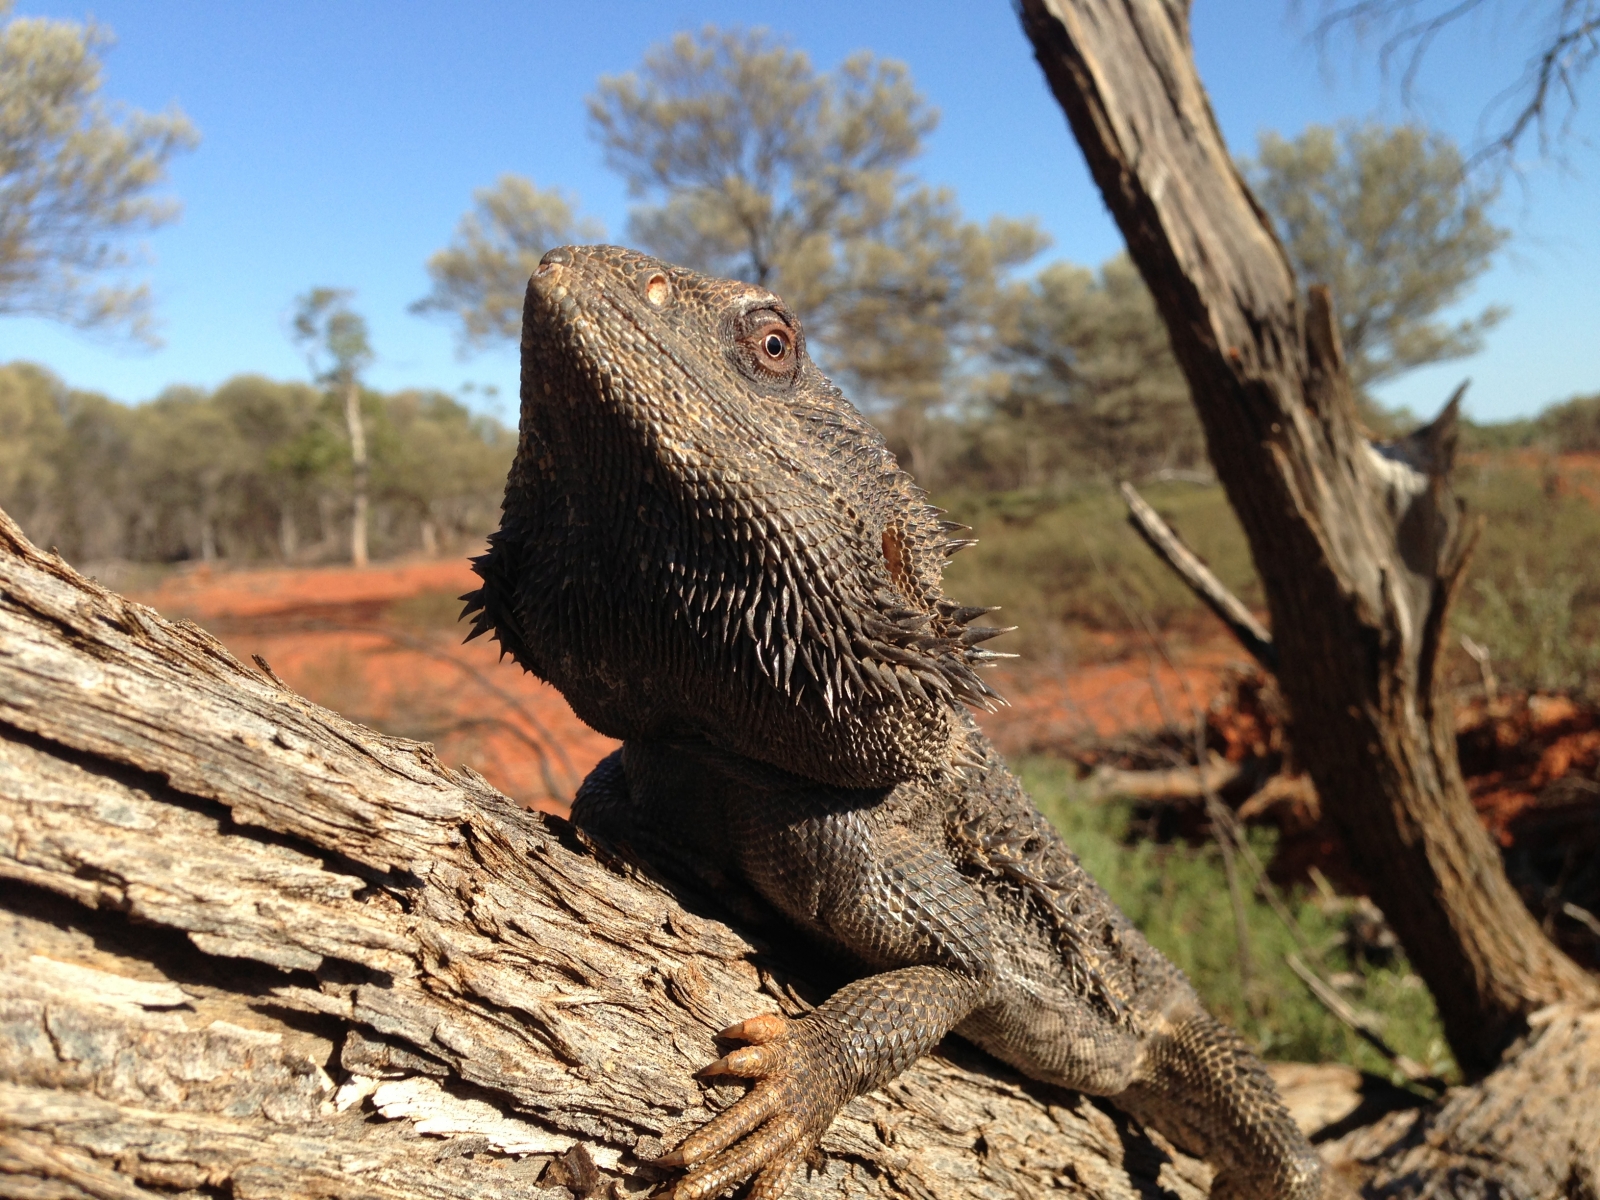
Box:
(469, 244), (1010, 788)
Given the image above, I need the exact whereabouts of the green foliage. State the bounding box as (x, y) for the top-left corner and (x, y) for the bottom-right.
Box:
(290, 287), (376, 563)
(0, 361), (66, 532)
(977, 254), (1203, 486)
(291, 287), (372, 387)
(1533, 393), (1600, 452)
(370, 388), (519, 538)
(0, 361), (515, 565)
(1463, 569), (1600, 694)
(1023, 760), (1455, 1077)
(1248, 123), (1508, 391)
(0, 2), (198, 341)
(1452, 454), (1600, 694)
(1460, 392), (1600, 455)
(412, 176), (604, 349)
(588, 25), (937, 291)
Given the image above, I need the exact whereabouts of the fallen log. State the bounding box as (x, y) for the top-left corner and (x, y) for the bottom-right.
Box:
(0, 508), (1219, 1198)
(1086, 755), (1244, 801)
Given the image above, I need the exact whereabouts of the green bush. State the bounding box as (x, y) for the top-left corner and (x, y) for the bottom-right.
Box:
(1022, 759), (1455, 1079)
(1454, 460), (1600, 694)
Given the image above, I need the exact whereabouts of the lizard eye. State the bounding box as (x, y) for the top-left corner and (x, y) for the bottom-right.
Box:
(733, 309), (799, 381)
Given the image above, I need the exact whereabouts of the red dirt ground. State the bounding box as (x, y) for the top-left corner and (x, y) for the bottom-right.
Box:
(128, 558), (1249, 816)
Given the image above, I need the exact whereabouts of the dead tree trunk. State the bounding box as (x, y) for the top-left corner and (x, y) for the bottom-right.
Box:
(0, 508), (1212, 1200)
(1016, 0), (1597, 1080)
(1017, 0), (1600, 1190)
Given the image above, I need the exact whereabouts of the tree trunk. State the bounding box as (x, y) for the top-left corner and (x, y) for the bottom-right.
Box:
(0, 507), (1215, 1200)
(345, 378), (369, 568)
(1016, 0), (1598, 1082)
(279, 504), (299, 562)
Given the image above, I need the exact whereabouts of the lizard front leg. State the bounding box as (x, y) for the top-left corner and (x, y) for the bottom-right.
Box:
(662, 965), (985, 1199)
(658, 795), (998, 1198)
(591, 744), (999, 1199)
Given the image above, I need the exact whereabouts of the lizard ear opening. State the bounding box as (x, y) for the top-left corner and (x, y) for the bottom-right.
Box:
(644, 273), (671, 307)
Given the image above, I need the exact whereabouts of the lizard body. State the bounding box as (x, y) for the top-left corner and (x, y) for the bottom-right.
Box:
(465, 245), (1327, 1200)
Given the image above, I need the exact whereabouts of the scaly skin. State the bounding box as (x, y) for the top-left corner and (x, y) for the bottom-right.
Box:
(466, 245), (1328, 1200)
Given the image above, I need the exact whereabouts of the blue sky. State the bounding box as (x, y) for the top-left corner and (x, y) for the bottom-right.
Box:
(4, 0), (1596, 425)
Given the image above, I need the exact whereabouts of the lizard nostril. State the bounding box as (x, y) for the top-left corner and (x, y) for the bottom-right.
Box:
(644, 273), (670, 307)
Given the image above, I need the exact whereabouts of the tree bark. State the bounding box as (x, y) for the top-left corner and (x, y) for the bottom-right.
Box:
(1324, 1008), (1600, 1197)
(0, 508), (1214, 1200)
(1016, 0), (1598, 1081)
(345, 378), (369, 568)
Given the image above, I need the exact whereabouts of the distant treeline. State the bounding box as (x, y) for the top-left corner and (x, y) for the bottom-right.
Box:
(3, 358), (1598, 568)
(1462, 393), (1600, 455)
(0, 362), (515, 565)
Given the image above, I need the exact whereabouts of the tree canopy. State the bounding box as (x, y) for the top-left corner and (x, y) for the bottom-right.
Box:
(292, 287), (374, 389)
(983, 254), (1202, 486)
(421, 26), (1045, 481)
(0, 3), (197, 342)
(1248, 122), (1509, 391)
(292, 287), (378, 565)
(588, 25), (937, 293)
(412, 176), (603, 350)
(588, 26), (1046, 464)
(418, 34), (1514, 488)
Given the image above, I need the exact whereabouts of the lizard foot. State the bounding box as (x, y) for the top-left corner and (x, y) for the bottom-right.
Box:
(658, 1012), (841, 1200)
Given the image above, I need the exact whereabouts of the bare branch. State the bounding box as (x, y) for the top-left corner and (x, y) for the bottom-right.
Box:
(1118, 482), (1278, 672)
(1312, 0), (1600, 165)
(1087, 756), (1245, 800)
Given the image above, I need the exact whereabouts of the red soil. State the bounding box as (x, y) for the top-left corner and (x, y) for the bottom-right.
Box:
(977, 643), (1249, 759)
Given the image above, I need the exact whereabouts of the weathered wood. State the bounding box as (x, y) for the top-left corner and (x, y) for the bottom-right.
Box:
(1017, 0), (1598, 1082)
(0, 508), (1214, 1199)
(1087, 756), (1244, 801)
(1325, 1007), (1600, 1198)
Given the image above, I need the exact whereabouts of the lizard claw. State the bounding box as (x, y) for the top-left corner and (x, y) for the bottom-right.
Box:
(696, 1041), (783, 1078)
(717, 1012), (788, 1043)
(659, 1012), (838, 1200)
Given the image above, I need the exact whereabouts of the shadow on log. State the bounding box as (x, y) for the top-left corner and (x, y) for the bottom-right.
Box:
(0, 508), (1218, 1198)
